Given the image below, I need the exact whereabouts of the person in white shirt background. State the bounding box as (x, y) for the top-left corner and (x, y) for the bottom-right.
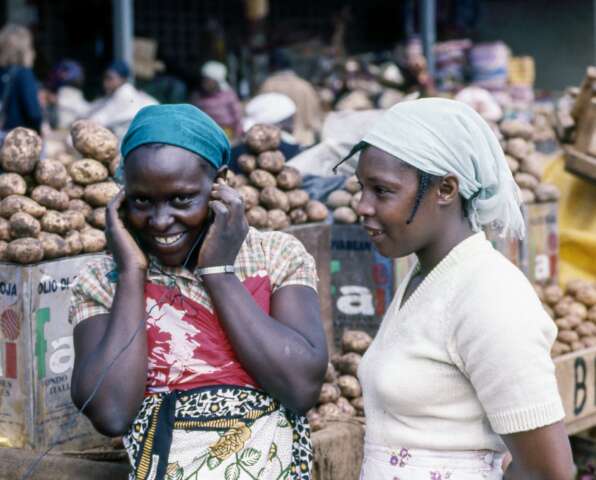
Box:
(86, 60), (158, 139)
(339, 98), (574, 479)
(46, 59), (90, 130)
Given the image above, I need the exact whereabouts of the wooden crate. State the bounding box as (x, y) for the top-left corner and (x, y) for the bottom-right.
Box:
(563, 144), (596, 183)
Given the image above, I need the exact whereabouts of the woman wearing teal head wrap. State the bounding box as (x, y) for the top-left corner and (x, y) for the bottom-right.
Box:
(70, 104), (327, 479)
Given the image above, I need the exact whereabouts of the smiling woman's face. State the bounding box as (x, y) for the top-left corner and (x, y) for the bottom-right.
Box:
(124, 144), (215, 267)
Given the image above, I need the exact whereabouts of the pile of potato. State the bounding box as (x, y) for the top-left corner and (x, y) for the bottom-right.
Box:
(307, 330), (372, 432)
(325, 175), (361, 224)
(499, 119), (560, 204)
(535, 280), (596, 357)
(228, 124), (329, 230)
(0, 122), (119, 263)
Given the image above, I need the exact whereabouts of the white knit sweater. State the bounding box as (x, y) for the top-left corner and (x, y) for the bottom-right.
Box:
(359, 232), (565, 452)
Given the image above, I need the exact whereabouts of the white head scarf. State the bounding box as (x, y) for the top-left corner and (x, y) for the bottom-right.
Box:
(243, 93), (296, 132)
(201, 61), (229, 90)
(354, 98), (525, 238)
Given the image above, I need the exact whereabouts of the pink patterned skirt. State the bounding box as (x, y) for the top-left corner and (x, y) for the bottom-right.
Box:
(360, 443), (504, 480)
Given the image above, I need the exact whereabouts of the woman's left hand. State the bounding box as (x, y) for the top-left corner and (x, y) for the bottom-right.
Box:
(197, 178), (249, 268)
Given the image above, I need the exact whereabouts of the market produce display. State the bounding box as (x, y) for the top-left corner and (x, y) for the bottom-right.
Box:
(229, 124), (329, 230)
(307, 330), (372, 432)
(0, 122), (119, 263)
(499, 119), (560, 204)
(536, 280), (596, 357)
(326, 175), (361, 224)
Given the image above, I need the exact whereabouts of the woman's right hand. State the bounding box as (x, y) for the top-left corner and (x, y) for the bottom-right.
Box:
(105, 189), (148, 273)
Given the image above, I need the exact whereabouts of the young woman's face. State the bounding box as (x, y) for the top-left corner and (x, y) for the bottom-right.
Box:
(124, 145), (216, 267)
(355, 146), (437, 258)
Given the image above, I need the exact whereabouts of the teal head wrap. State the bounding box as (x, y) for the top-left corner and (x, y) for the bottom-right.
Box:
(119, 104), (230, 180)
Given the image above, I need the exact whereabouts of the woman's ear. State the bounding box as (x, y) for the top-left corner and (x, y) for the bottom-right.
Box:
(437, 174), (460, 206)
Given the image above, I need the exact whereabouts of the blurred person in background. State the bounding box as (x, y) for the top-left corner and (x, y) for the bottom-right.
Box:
(0, 24), (43, 135)
(259, 49), (322, 146)
(86, 60), (158, 139)
(190, 60), (243, 141)
(46, 59), (90, 130)
(230, 92), (301, 171)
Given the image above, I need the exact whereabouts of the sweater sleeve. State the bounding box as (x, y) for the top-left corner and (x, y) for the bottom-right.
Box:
(447, 258), (565, 435)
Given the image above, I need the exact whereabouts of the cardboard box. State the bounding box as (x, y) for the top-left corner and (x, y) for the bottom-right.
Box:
(525, 202), (559, 285)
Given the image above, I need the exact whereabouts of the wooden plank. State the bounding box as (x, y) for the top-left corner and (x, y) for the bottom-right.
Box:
(312, 420), (365, 480)
(563, 144), (596, 183)
(284, 224), (335, 354)
(555, 346), (596, 432)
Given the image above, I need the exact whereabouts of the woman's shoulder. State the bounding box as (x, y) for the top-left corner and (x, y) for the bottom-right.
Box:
(243, 227), (306, 254)
(76, 254), (117, 285)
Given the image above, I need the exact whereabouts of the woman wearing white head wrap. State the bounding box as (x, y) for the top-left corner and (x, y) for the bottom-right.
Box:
(349, 99), (572, 479)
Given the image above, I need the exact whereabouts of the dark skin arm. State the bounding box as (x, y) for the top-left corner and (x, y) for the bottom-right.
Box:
(502, 421), (574, 480)
(71, 190), (149, 437)
(200, 180), (328, 414)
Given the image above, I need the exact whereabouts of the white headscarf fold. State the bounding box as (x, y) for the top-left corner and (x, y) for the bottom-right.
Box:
(359, 98), (525, 238)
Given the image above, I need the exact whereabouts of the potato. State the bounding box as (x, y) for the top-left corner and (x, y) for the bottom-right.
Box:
(80, 228), (107, 253)
(41, 210), (70, 235)
(345, 175), (361, 194)
(337, 375), (362, 399)
(500, 120), (534, 139)
(39, 232), (68, 259)
(306, 411), (326, 432)
(0, 240), (7, 261)
(31, 186), (69, 211)
(520, 154), (545, 179)
(577, 323), (594, 338)
(342, 330), (373, 354)
(245, 124), (281, 154)
(572, 340), (586, 352)
(0, 218), (9, 241)
(289, 208), (308, 225)
(287, 190), (309, 209)
(567, 279), (591, 296)
(589, 306), (596, 323)
(245, 206), (269, 229)
(576, 287), (596, 307)
(534, 183), (560, 203)
(249, 169), (277, 189)
(84, 182), (120, 207)
(68, 159), (109, 185)
(0, 127), (42, 174)
(506, 137), (531, 159)
(327, 190), (352, 209)
(35, 159), (69, 189)
(555, 318), (571, 330)
(0, 173), (27, 198)
(237, 154), (257, 174)
(0, 195), (46, 219)
(318, 402), (342, 419)
(351, 397), (364, 415)
(89, 207), (106, 229)
(543, 285), (564, 306)
(232, 174), (248, 188)
(336, 352), (362, 376)
(318, 383), (341, 404)
(569, 302), (588, 320)
(260, 187), (290, 212)
(505, 155), (520, 173)
(515, 173), (539, 190)
(583, 337), (596, 348)
(324, 363), (337, 383)
(306, 201), (329, 222)
(257, 150), (285, 174)
(9, 211), (41, 238)
(333, 207), (358, 224)
(350, 192), (362, 212)
(237, 185), (260, 210)
(71, 120), (118, 163)
(336, 396), (356, 417)
(558, 330), (580, 344)
(55, 152), (75, 168)
(267, 209), (290, 230)
(62, 182), (85, 200)
(7, 238), (43, 264)
(520, 188), (535, 204)
(564, 315), (583, 329)
(64, 230), (83, 256)
(68, 199), (93, 219)
(276, 166), (302, 190)
(551, 341), (571, 356)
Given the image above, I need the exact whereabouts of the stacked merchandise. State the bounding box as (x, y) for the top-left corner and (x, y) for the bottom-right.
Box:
(469, 42), (510, 91)
(0, 121), (120, 263)
(229, 124), (329, 230)
(307, 330), (371, 432)
(434, 39), (472, 92)
(500, 119), (560, 204)
(535, 280), (596, 357)
(325, 176), (361, 224)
